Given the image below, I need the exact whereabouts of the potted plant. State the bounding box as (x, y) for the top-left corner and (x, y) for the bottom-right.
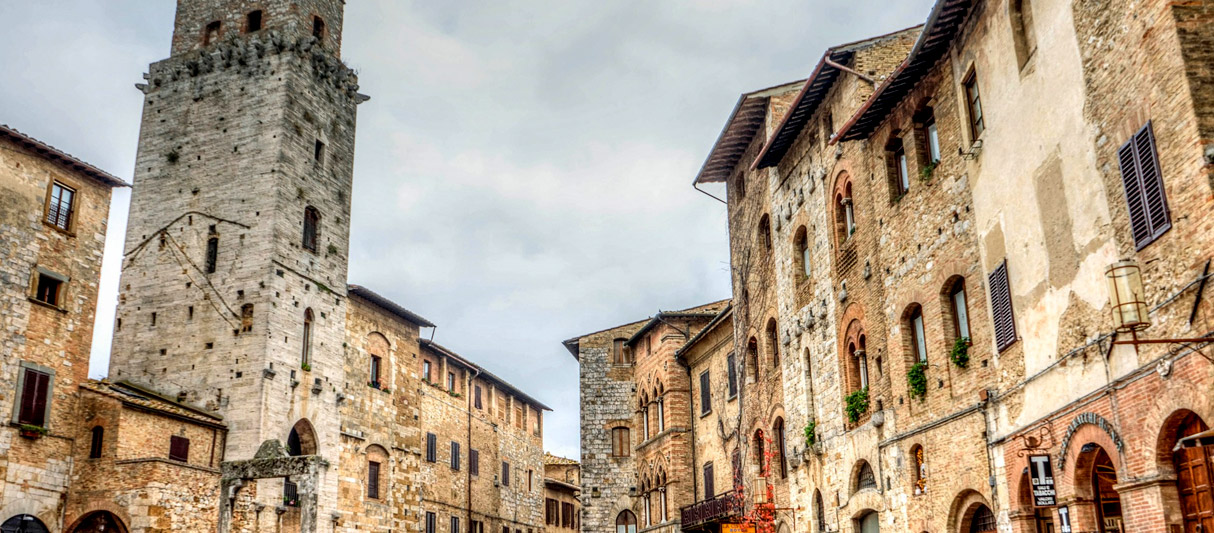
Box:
(907, 361), (928, 400)
(18, 424), (47, 439)
(845, 388), (869, 424)
(301, 362), (311, 372)
(950, 337), (971, 368)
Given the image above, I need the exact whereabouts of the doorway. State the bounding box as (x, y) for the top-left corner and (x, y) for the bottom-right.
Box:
(1173, 413), (1213, 533)
(1090, 446), (1123, 533)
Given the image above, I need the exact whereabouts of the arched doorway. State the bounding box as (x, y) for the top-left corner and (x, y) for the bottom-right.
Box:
(1168, 411), (1213, 532)
(284, 419), (317, 508)
(615, 510), (637, 533)
(1, 515), (48, 533)
(967, 505), (996, 533)
(67, 511), (128, 533)
(1088, 445), (1123, 532)
(855, 510), (879, 533)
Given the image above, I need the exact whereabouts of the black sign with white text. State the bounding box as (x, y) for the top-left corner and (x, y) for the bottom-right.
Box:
(1029, 455), (1057, 507)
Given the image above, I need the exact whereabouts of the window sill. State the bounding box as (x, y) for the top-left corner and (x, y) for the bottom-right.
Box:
(28, 297), (67, 314)
(42, 220), (76, 238)
(727, 394), (738, 402)
(699, 409), (712, 419)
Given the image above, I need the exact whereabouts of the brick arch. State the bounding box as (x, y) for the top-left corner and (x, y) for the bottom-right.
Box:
(65, 505), (132, 533)
(947, 490), (992, 533)
(1064, 434), (1124, 502)
(1156, 409), (1209, 474)
(1141, 374), (1214, 471)
(1010, 459), (1035, 513)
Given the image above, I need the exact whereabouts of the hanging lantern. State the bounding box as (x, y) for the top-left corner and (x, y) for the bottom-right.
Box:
(1105, 260), (1150, 333)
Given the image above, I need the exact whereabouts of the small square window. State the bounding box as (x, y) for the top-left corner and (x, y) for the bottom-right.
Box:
(34, 273), (63, 307)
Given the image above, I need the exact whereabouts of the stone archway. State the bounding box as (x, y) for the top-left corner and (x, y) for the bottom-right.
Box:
(66, 511), (128, 533)
(1074, 443), (1122, 533)
(1161, 410), (1213, 532)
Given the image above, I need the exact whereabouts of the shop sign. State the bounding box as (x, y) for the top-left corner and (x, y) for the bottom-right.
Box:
(1058, 506), (1072, 533)
(1028, 454), (1057, 507)
(722, 524), (755, 533)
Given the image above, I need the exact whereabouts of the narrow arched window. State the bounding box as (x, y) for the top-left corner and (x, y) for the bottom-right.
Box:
(908, 304), (927, 363)
(302, 308), (314, 367)
(844, 183), (856, 235)
(89, 426), (104, 458)
(949, 278), (971, 340)
(912, 445), (927, 495)
(758, 214), (772, 251)
(795, 226), (811, 279)
(302, 206), (320, 252)
(774, 418), (788, 479)
(656, 395), (665, 433)
(747, 337), (760, 381)
(766, 319), (780, 368)
(245, 10), (263, 33)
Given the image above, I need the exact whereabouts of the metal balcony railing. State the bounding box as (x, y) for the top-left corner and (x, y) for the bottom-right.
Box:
(679, 491), (742, 529)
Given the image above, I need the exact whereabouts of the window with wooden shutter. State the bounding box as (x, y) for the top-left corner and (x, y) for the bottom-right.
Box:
(1118, 122), (1170, 249)
(17, 366), (51, 426)
(699, 371), (711, 415)
(988, 261), (1018, 352)
(727, 354), (738, 398)
(425, 432), (436, 462)
(367, 460), (380, 499)
(169, 435), (190, 462)
(502, 461), (510, 486)
(474, 385), (483, 409)
(470, 448), (479, 476)
(451, 441), (460, 471)
(425, 512), (436, 533)
(703, 462), (715, 498)
(89, 426), (104, 458)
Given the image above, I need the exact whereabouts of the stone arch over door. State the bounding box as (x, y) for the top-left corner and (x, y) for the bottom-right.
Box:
(1158, 409), (1213, 532)
(946, 490), (993, 533)
(288, 418), (318, 456)
(65, 511), (129, 533)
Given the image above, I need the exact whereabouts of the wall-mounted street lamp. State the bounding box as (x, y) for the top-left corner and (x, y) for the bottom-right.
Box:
(1106, 259), (1213, 360)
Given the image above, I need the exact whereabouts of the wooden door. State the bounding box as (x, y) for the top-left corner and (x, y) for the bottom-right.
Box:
(1175, 415), (1214, 533)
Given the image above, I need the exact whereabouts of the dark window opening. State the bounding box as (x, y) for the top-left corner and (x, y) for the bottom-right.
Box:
(46, 182), (74, 230)
(425, 512), (436, 533)
(89, 426), (104, 458)
(964, 71), (985, 140)
(502, 461), (510, 486)
(367, 460), (380, 499)
(314, 139), (325, 165)
(203, 21), (221, 46)
(703, 462), (715, 498)
(34, 273), (63, 307)
(425, 432), (436, 462)
(246, 10), (263, 33)
(302, 206), (319, 252)
(169, 435), (190, 462)
(474, 385), (483, 409)
(470, 449), (480, 476)
(699, 371), (711, 415)
(205, 237), (218, 274)
(726, 353), (738, 398)
(887, 137), (909, 198)
(301, 308), (314, 366)
(312, 16), (326, 40)
(369, 355), (381, 388)
(240, 304), (254, 333)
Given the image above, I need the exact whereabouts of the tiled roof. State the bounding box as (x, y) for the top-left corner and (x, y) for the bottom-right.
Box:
(562, 300), (729, 359)
(693, 80), (805, 184)
(81, 380), (225, 428)
(544, 452), (579, 466)
(0, 125), (129, 188)
(420, 339), (552, 411)
(348, 284), (436, 327)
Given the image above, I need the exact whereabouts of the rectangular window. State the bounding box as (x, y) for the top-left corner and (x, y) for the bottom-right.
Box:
(474, 385), (483, 409)
(989, 260), (1018, 352)
(451, 516), (460, 533)
(546, 498), (558, 525)
(425, 512), (436, 533)
(16, 366), (51, 426)
(699, 371), (712, 415)
(470, 449), (479, 476)
(611, 427), (630, 457)
(704, 462), (715, 498)
(448, 371), (456, 392)
(426, 432), (437, 462)
(205, 237), (218, 274)
(528, 469), (533, 491)
(964, 70), (985, 140)
(169, 435), (190, 462)
(245, 10), (263, 32)
(370, 355), (381, 388)
(45, 182), (75, 231)
(423, 360), (432, 382)
(314, 140), (325, 166)
(727, 354), (738, 398)
(33, 271), (65, 307)
(89, 426), (104, 458)
(1118, 121), (1171, 249)
(451, 441), (461, 471)
(502, 461), (510, 486)
(926, 118), (941, 163)
(368, 460), (380, 499)
(203, 21), (221, 46)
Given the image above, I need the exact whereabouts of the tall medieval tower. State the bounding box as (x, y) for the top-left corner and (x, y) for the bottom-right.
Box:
(110, 0), (364, 525)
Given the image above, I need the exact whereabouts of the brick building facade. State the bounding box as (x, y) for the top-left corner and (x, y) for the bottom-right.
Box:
(582, 1), (1214, 533)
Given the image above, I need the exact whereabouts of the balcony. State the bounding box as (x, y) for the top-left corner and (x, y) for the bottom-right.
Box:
(680, 491), (742, 530)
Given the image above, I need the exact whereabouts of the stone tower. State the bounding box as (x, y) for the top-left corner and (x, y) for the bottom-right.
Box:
(110, 0), (365, 527)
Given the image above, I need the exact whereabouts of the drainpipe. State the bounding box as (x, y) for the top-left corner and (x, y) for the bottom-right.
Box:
(468, 367), (481, 531)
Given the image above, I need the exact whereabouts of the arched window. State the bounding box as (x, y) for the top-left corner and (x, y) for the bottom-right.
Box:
(754, 429), (767, 474)
(814, 491), (826, 532)
(1010, 0), (1036, 69)
(842, 183), (856, 236)
(906, 304), (927, 363)
(0, 515), (48, 533)
(89, 426), (104, 458)
(302, 206), (320, 252)
(914, 106), (941, 166)
(848, 334), (870, 391)
(766, 319), (780, 368)
(366, 444), (388, 500)
(795, 226), (811, 279)
(774, 418), (788, 479)
(658, 469), (668, 523)
(616, 511), (637, 533)
(887, 136), (909, 198)
(758, 214), (772, 251)
(854, 461), (877, 493)
(642, 477), (652, 525)
(911, 445), (926, 495)
(747, 337), (760, 382)
(948, 278), (971, 341)
(640, 393), (651, 440)
(656, 388), (665, 433)
(969, 504), (997, 533)
(301, 308), (314, 368)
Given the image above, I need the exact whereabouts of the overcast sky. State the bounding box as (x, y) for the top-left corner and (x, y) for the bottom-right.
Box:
(1, 1), (933, 459)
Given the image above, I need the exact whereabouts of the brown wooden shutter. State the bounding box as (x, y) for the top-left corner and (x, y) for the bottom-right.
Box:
(470, 448), (479, 476)
(988, 261), (1018, 352)
(703, 463), (715, 498)
(451, 441), (460, 470)
(699, 371), (711, 414)
(426, 433), (436, 462)
(169, 435), (190, 462)
(367, 460), (380, 498)
(18, 368), (50, 426)
(1118, 122), (1170, 249)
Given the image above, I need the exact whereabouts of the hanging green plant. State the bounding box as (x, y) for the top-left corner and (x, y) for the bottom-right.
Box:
(907, 361), (928, 400)
(845, 388), (869, 424)
(804, 420), (818, 448)
(950, 337), (971, 368)
(919, 161), (938, 181)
